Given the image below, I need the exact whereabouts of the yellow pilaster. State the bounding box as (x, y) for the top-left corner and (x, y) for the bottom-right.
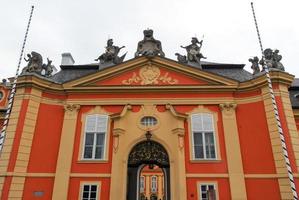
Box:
(52, 104), (80, 200)
(262, 86), (295, 199)
(5, 88), (41, 199)
(0, 88), (25, 198)
(220, 103), (247, 200)
(146, 175), (150, 197)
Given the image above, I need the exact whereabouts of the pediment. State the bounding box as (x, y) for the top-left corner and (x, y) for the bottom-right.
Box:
(63, 57), (238, 89)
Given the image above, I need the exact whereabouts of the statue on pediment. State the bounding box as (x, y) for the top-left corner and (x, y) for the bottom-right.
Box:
(135, 29), (165, 57)
(95, 39), (126, 64)
(259, 48), (284, 71)
(248, 56), (260, 75)
(22, 51), (55, 77)
(180, 37), (206, 65)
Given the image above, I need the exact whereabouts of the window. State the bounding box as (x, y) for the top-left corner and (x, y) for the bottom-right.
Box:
(191, 114), (216, 159)
(199, 184), (216, 200)
(83, 114), (108, 160)
(141, 116), (157, 127)
(140, 176), (145, 192)
(81, 184), (98, 200)
(151, 176), (157, 193)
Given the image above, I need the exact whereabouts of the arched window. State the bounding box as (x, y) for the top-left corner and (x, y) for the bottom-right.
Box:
(191, 113), (216, 159)
(83, 114), (108, 160)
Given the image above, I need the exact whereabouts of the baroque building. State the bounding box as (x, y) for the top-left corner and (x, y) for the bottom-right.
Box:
(0, 30), (299, 200)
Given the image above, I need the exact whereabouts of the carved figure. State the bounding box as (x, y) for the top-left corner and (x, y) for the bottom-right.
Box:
(135, 29), (165, 57)
(95, 39), (126, 64)
(180, 37), (206, 64)
(42, 58), (54, 76)
(248, 56), (260, 75)
(22, 51), (55, 77)
(23, 51), (43, 74)
(175, 53), (188, 64)
(259, 48), (285, 71)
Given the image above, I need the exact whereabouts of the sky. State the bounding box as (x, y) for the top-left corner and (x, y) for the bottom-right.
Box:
(0, 0), (298, 80)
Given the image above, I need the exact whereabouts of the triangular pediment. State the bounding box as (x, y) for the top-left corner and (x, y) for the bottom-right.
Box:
(63, 56), (238, 89)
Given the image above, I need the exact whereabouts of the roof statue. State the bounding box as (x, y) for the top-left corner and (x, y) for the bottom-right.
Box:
(176, 37), (207, 68)
(260, 48), (285, 71)
(21, 51), (55, 77)
(248, 56), (260, 75)
(95, 39), (126, 65)
(135, 29), (165, 57)
(250, 48), (285, 73)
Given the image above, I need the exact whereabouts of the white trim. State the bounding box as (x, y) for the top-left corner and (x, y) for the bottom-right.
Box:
(79, 181), (101, 200)
(191, 113), (217, 160)
(197, 182), (217, 200)
(82, 114), (109, 160)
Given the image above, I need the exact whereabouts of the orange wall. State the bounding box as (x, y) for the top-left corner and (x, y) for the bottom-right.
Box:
(27, 103), (64, 173)
(68, 177), (110, 200)
(71, 106), (113, 173)
(236, 101), (276, 173)
(23, 177), (54, 200)
(186, 178), (231, 200)
(245, 179), (280, 199)
(183, 105), (228, 174)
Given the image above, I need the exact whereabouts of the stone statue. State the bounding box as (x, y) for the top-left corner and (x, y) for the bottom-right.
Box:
(95, 39), (126, 64)
(23, 51), (43, 74)
(175, 53), (188, 64)
(135, 29), (165, 57)
(259, 48), (285, 71)
(22, 51), (55, 77)
(248, 56), (260, 75)
(180, 37), (207, 65)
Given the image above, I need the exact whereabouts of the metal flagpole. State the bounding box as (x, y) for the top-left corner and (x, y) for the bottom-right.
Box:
(251, 2), (298, 199)
(0, 6), (35, 154)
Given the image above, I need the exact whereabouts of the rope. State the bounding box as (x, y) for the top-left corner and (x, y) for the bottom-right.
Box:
(0, 6), (34, 153)
(251, 2), (298, 199)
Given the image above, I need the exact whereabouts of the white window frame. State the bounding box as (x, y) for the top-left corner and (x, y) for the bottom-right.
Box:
(82, 114), (108, 160)
(151, 176), (157, 193)
(191, 113), (217, 160)
(80, 182), (100, 200)
(198, 182), (217, 200)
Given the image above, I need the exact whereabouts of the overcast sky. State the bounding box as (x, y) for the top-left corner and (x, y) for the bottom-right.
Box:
(0, 0), (298, 80)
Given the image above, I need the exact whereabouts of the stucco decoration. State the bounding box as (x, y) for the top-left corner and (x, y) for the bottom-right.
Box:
(122, 65), (178, 85)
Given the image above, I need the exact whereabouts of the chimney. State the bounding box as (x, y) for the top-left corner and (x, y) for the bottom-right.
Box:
(61, 53), (75, 65)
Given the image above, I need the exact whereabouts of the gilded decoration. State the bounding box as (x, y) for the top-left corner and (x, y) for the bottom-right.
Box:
(122, 65), (178, 85)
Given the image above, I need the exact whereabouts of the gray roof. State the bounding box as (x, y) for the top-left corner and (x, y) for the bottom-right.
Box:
(290, 78), (299, 109)
(50, 57), (252, 84)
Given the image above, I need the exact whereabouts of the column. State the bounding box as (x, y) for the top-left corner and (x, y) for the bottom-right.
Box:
(52, 104), (80, 200)
(220, 103), (247, 200)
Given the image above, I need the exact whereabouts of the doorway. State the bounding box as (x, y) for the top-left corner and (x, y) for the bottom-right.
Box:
(126, 140), (170, 200)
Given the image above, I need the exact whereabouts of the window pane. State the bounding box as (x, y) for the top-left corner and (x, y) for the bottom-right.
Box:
(193, 132), (203, 145)
(83, 192), (89, 198)
(96, 133), (105, 145)
(91, 185), (97, 191)
(191, 114), (202, 131)
(194, 145), (204, 159)
(84, 147), (93, 158)
(95, 147), (103, 159)
(90, 192), (97, 198)
(96, 115), (108, 132)
(205, 132), (216, 159)
(86, 115), (97, 132)
(208, 185), (214, 190)
(85, 133), (94, 145)
(202, 114), (213, 131)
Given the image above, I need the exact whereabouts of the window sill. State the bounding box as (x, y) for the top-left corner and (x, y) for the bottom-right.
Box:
(78, 159), (109, 163)
(189, 159), (221, 163)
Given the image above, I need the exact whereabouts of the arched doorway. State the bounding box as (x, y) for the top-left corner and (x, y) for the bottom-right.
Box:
(127, 140), (170, 200)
